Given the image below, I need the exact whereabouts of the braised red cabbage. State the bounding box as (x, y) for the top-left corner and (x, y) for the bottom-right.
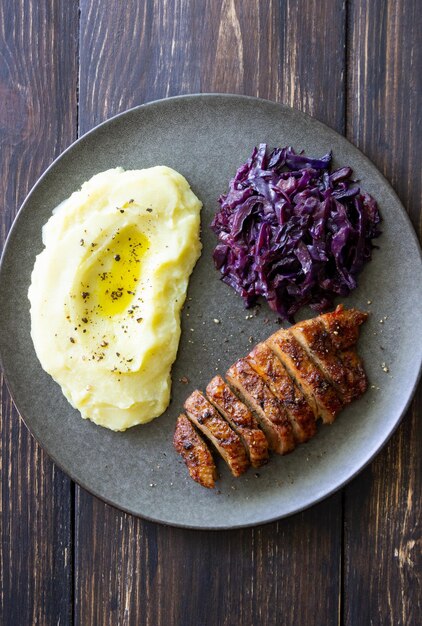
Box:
(211, 145), (381, 321)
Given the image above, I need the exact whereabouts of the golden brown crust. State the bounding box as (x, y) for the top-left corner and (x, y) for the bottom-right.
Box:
(267, 330), (343, 424)
(225, 359), (295, 455)
(291, 318), (358, 403)
(173, 414), (217, 489)
(184, 390), (250, 477)
(339, 349), (368, 398)
(246, 343), (317, 443)
(206, 375), (269, 468)
(174, 305), (368, 488)
(320, 304), (368, 351)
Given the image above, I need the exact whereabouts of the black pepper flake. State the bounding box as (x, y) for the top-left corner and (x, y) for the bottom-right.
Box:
(128, 199), (134, 204)
(114, 254), (121, 261)
(120, 209), (124, 213)
(82, 317), (88, 324)
(69, 337), (75, 344)
(81, 292), (90, 300)
(146, 208), (153, 213)
(136, 317), (143, 323)
(80, 239), (84, 246)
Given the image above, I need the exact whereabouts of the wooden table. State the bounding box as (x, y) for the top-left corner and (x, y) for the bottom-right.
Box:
(1, 2), (421, 624)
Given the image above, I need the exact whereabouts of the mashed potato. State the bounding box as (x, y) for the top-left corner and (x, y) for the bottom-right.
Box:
(28, 166), (202, 430)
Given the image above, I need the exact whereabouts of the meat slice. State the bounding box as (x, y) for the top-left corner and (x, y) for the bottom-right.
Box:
(340, 349), (368, 397)
(174, 305), (369, 488)
(290, 317), (359, 404)
(320, 304), (368, 351)
(184, 390), (249, 477)
(246, 343), (317, 443)
(173, 414), (217, 489)
(267, 330), (343, 424)
(225, 359), (295, 455)
(206, 375), (269, 468)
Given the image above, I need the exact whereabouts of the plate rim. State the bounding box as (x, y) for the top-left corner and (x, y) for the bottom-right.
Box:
(1, 92), (421, 529)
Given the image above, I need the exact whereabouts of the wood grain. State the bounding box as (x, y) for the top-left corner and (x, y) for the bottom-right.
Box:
(2, 1), (420, 624)
(79, 0), (346, 130)
(344, 1), (422, 624)
(76, 2), (346, 625)
(75, 491), (341, 626)
(0, 1), (78, 624)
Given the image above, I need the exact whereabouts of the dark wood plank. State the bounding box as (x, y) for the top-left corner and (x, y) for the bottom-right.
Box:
(76, 492), (341, 626)
(75, 1), (346, 625)
(344, 1), (422, 624)
(0, 2), (79, 625)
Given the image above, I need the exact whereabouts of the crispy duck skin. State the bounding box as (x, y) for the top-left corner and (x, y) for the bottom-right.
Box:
(184, 390), (250, 477)
(267, 330), (343, 424)
(320, 304), (368, 351)
(206, 375), (269, 468)
(173, 414), (217, 489)
(339, 349), (368, 397)
(174, 306), (368, 488)
(226, 359), (295, 455)
(290, 317), (359, 404)
(246, 343), (317, 443)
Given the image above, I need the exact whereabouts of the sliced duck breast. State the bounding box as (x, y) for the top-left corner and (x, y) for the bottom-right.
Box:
(247, 342), (317, 443)
(184, 390), (250, 477)
(290, 317), (359, 403)
(319, 304), (368, 351)
(206, 375), (269, 468)
(226, 358), (295, 455)
(267, 329), (343, 424)
(173, 414), (217, 489)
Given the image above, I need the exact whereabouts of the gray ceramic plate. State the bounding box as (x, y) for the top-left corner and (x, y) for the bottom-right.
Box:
(1, 94), (421, 529)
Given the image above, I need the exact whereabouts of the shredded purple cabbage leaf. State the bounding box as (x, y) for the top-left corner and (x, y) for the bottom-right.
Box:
(211, 145), (381, 321)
